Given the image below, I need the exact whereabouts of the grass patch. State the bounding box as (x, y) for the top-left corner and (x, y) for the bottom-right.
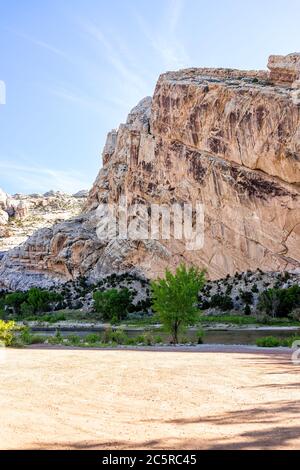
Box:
(256, 335), (300, 348)
(198, 315), (300, 326)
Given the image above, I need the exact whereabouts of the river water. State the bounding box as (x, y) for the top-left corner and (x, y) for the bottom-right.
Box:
(31, 327), (300, 345)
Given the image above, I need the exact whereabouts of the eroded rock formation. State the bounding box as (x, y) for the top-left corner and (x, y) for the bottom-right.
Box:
(0, 190), (87, 252)
(0, 54), (299, 289)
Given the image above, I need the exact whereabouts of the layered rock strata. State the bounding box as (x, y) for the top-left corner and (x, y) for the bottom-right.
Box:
(0, 54), (299, 289)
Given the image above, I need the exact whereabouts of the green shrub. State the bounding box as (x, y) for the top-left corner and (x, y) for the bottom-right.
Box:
(210, 294), (233, 311)
(111, 330), (128, 345)
(102, 327), (113, 343)
(244, 304), (251, 316)
(240, 290), (254, 305)
(144, 332), (154, 346)
(20, 328), (46, 345)
(48, 330), (63, 344)
(154, 335), (163, 344)
(289, 308), (300, 322)
(85, 333), (101, 344)
(196, 328), (204, 344)
(20, 327), (33, 345)
(29, 335), (46, 345)
(134, 334), (146, 344)
(93, 288), (132, 322)
(67, 335), (81, 346)
(256, 336), (281, 347)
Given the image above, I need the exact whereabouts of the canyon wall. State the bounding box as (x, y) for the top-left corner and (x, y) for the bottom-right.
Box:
(0, 54), (299, 289)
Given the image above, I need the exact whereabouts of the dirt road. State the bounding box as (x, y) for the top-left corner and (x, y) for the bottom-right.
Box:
(0, 348), (299, 449)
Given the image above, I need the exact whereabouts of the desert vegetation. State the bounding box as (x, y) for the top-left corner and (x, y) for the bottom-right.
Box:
(0, 266), (300, 349)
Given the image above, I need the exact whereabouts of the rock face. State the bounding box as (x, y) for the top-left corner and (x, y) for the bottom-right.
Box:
(0, 54), (299, 289)
(0, 190), (87, 252)
(268, 53), (300, 87)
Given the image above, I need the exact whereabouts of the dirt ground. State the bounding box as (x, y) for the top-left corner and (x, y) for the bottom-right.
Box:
(0, 347), (300, 450)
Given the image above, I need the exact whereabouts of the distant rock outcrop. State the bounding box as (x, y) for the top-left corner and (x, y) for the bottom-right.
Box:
(268, 53), (300, 87)
(0, 190), (87, 252)
(0, 54), (299, 289)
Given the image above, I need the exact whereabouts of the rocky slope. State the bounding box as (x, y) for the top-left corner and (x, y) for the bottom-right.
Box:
(0, 53), (299, 290)
(0, 189), (87, 252)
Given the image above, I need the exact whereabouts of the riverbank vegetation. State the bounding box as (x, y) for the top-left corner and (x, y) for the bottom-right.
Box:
(9, 325), (205, 348)
(256, 335), (300, 348)
(1, 266), (300, 349)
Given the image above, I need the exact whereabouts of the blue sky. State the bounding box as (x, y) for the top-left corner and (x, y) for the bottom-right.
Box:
(0, 0), (299, 195)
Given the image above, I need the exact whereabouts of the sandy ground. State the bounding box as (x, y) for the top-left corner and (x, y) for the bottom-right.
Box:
(0, 347), (300, 450)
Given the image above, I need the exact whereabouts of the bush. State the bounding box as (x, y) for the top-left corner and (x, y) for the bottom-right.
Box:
(256, 336), (281, 347)
(20, 327), (32, 345)
(67, 335), (81, 346)
(134, 334), (146, 344)
(111, 330), (128, 345)
(244, 304), (251, 316)
(240, 290), (254, 305)
(85, 333), (101, 344)
(0, 320), (18, 346)
(289, 308), (300, 322)
(210, 294), (233, 311)
(144, 332), (154, 346)
(20, 328), (46, 345)
(93, 288), (132, 322)
(154, 335), (163, 344)
(196, 328), (204, 344)
(48, 330), (63, 344)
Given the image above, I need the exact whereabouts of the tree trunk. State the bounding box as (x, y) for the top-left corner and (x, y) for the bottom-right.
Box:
(172, 322), (179, 344)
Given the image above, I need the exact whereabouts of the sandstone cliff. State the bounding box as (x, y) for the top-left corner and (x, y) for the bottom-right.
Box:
(0, 190), (87, 252)
(0, 54), (299, 289)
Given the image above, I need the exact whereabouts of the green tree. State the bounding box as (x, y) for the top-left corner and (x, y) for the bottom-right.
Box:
(258, 285), (300, 318)
(151, 264), (206, 344)
(210, 294), (233, 311)
(93, 288), (132, 322)
(18, 288), (62, 317)
(240, 290), (254, 305)
(4, 292), (28, 315)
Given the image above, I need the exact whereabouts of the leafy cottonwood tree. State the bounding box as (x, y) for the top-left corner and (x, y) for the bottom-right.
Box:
(93, 288), (132, 322)
(151, 264), (206, 344)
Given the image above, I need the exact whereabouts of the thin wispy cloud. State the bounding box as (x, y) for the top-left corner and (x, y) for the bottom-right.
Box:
(8, 29), (68, 59)
(133, 0), (190, 70)
(49, 86), (103, 112)
(169, 0), (184, 34)
(0, 161), (90, 194)
(79, 19), (149, 97)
